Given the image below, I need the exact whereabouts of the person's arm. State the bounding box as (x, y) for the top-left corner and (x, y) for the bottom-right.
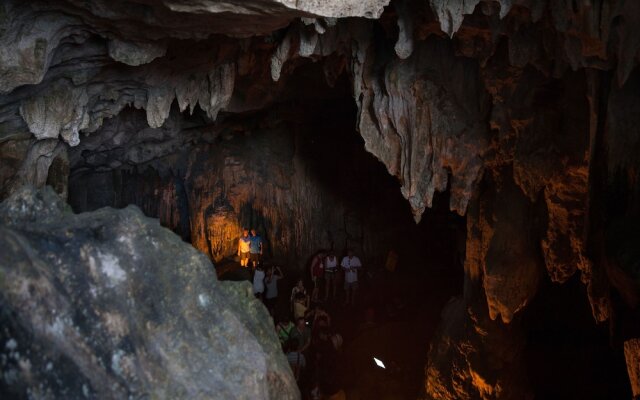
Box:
(276, 266), (283, 278)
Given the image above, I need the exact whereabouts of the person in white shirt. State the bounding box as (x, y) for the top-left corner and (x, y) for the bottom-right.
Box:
(264, 266), (283, 315)
(340, 249), (362, 306)
(253, 265), (265, 300)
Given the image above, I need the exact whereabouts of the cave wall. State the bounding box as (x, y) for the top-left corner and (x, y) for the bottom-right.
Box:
(66, 95), (414, 270)
(1, 0), (640, 399)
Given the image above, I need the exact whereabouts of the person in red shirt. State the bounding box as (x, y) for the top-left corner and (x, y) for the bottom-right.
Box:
(309, 250), (326, 302)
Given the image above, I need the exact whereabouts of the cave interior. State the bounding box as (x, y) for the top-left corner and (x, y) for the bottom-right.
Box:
(1, 0), (640, 399)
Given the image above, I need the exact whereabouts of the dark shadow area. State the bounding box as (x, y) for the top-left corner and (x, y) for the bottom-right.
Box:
(214, 65), (467, 399)
(523, 274), (632, 399)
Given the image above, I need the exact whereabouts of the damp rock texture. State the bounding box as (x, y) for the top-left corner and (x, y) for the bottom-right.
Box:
(0, 186), (298, 400)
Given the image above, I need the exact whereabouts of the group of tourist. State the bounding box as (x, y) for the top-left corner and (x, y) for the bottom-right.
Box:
(276, 249), (364, 399)
(235, 231), (365, 398)
(238, 228), (287, 315)
(237, 228), (263, 269)
(276, 276), (345, 399)
(310, 249), (362, 306)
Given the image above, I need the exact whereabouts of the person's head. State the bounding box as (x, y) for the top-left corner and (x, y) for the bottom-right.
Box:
(243, 228), (249, 237)
(347, 248), (354, 257)
(251, 228), (256, 236)
(296, 317), (306, 330)
(296, 279), (304, 288)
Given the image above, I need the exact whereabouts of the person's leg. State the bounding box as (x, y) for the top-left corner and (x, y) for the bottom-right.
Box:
(351, 282), (358, 306)
(331, 275), (338, 300)
(343, 282), (350, 305)
(324, 274), (331, 301)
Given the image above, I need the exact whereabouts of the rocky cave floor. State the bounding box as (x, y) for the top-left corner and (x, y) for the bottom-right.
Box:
(218, 251), (462, 400)
(217, 240), (632, 400)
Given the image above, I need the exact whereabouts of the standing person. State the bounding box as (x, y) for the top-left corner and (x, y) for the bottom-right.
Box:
(249, 228), (263, 271)
(323, 251), (339, 301)
(310, 251), (325, 302)
(238, 229), (251, 268)
(290, 317), (312, 353)
(341, 249), (362, 306)
(264, 265), (284, 315)
(253, 264), (265, 300)
(285, 338), (306, 383)
(291, 279), (309, 314)
(276, 315), (295, 345)
(293, 292), (309, 321)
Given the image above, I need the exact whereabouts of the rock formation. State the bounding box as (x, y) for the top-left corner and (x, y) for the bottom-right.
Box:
(0, 186), (298, 399)
(0, 0), (639, 399)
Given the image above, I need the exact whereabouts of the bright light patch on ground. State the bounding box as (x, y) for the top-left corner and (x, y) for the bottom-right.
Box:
(373, 357), (385, 369)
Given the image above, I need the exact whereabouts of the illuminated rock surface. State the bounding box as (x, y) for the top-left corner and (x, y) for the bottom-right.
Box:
(0, 186), (298, 400)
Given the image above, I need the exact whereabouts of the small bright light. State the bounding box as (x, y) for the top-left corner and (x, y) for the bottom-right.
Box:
(373, 357), (385, 369)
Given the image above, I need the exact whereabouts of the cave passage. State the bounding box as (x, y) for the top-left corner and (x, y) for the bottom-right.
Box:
(62, 56), (634, 400)
(66, 63), (466, 399)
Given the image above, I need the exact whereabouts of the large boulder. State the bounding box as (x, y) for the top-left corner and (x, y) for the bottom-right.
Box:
(0, 186), (298, 399)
